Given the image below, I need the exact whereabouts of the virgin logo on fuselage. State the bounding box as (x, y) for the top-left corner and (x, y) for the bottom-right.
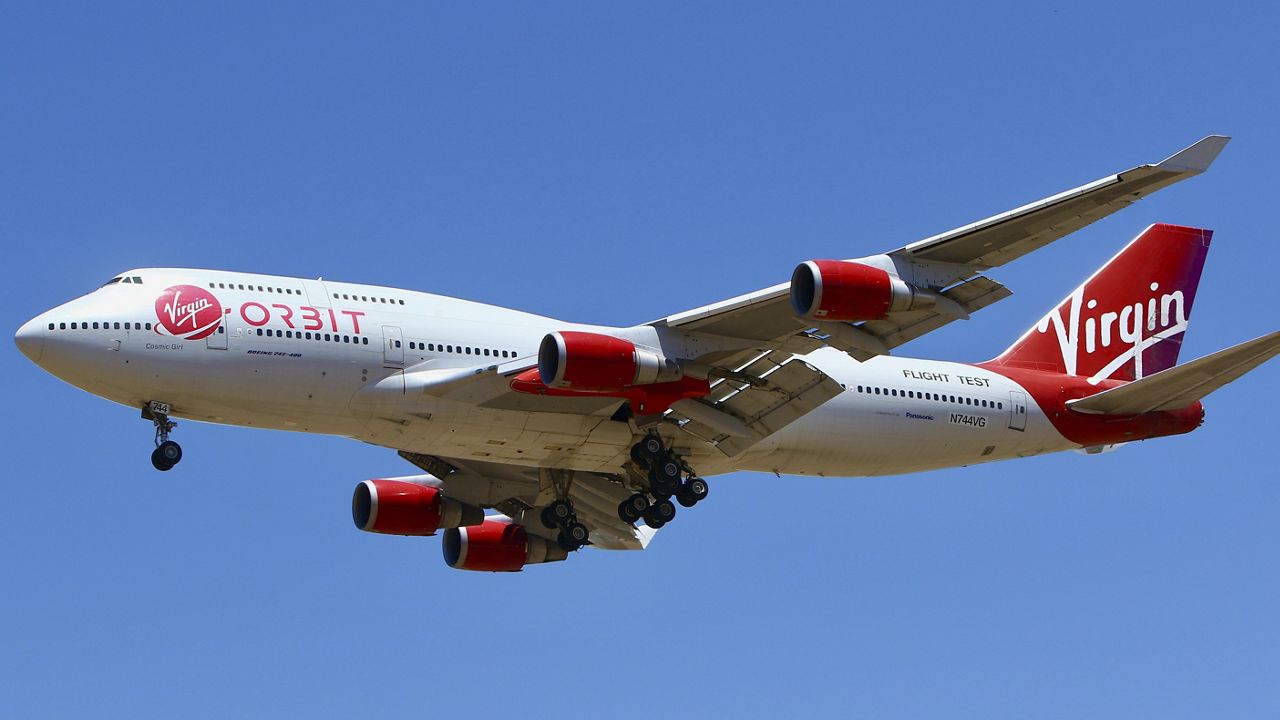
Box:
(1036, 282), (1187, 383)
(155, 285), (223, 340)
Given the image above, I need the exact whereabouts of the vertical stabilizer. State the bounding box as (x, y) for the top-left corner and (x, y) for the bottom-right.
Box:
(991, 224), (1212, 384)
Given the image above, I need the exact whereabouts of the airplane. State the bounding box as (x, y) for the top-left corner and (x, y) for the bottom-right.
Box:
(14, 135), (1280, 572)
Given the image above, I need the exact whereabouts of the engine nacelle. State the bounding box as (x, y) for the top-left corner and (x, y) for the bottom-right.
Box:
(442, 519), (568, 572)
(791, 260), (933, 322)
(539, 331), (682, 390)
(352, 479), (484, 536)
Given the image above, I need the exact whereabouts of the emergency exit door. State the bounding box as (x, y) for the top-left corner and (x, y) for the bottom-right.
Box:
(1008, 390), (1027, 431)
(382, 325), (404, 368)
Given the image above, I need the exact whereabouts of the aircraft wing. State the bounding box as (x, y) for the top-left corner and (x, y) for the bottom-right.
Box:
(647, 136), (1228, 455)
(890, 135), (1229, 268)
(396, 357), (622, 415)
(653, 136), (1229, 358)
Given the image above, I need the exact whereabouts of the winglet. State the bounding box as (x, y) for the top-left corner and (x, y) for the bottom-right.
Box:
(1157, 135), (1230, 173)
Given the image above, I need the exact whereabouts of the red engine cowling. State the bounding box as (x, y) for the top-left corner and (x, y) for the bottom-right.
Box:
(791, 260), (920, 322)
(352, 479), (483, 536)
(442, 519), (568, 572)
(538, 331), (681, 390)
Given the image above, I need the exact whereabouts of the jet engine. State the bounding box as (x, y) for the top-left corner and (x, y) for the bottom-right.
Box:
(791, 260), (936, 321)
(442, 519), (568, 571)
(352, 479), (484, 536)
(538, 331), (682, 390)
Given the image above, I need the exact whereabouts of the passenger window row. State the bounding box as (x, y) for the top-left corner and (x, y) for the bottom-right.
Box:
(406, 340), (516, 358)
(254, 328), (370, 345)
(332, 292), (405, 306)
(49, 321), (152, 331)
(209, 282), (299, 295)
(856, 384), (1003, 410)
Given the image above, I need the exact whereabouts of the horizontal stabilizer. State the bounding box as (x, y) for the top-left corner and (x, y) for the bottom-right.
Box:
(1067, 332), (1280, 415)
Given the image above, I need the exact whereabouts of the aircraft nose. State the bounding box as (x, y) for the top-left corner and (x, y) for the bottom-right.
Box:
(14, 317), (46, 363)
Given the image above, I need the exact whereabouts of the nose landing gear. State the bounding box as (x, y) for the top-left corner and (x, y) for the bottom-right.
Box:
(143, 402), (182, 471)
(619, 432), (708, 529)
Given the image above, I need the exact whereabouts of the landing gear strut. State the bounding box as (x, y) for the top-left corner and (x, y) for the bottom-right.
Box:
(538, 474), (590, 552)
(143, 401), (182, 472)
(619, 432), (709, 528)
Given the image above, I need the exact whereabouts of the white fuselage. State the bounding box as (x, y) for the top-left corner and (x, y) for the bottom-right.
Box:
(17, 268), (1078, 479)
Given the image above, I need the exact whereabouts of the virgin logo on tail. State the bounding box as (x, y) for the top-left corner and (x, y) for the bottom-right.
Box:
(1036, 282), (1188, 384)
(155, 285), (224, 340)
(991, 224), (1210, 382)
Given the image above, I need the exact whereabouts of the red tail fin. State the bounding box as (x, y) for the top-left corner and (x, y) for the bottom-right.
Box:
(991, 223), (1212, 383)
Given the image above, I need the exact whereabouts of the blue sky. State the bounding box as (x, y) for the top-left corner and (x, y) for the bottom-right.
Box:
(3, 2), (1278, 717)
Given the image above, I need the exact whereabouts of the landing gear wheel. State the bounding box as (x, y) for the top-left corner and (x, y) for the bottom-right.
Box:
(548, 499), (573, 525)
(617, 493), (650, 523)
(643, 498), (676, 528)
(157, 440), (182, 466)
(650, 461), (681, 497)
(630, 444), (651, 469)
(540, 506), (559, 529)
(150, 448), (171, 471)
(676, 488), (697, 507)
(150, 440), (182, 471)
(654, 455), (682, 482)
(685, 476), (709, 503)
(637, 435), (665, 462)
(557, 522), (590, 551)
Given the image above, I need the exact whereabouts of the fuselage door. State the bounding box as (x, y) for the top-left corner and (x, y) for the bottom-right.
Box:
(382, 325), (404, 368)
(1008, 390), (1027, 431)
(301, 279), (331, 312)
(206, 320), (228, 350)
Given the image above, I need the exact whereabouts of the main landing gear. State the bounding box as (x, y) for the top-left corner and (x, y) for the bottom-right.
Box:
(619, 433), (709, 529)
(143, 401), (182, 472)
(540, 494), (590, 553)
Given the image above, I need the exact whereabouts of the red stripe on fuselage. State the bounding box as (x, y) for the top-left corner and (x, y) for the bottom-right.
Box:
(978, 361), (1203, 446)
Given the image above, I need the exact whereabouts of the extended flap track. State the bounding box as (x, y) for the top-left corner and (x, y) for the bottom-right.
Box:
(675, 350), (844, 457)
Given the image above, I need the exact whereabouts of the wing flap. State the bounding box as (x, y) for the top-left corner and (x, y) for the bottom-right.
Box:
(1067, 332), (1280, 415)
(674, 352), (844, 456)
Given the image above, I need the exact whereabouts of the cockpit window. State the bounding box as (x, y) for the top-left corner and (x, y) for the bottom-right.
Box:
(102, 275), (144, 287)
